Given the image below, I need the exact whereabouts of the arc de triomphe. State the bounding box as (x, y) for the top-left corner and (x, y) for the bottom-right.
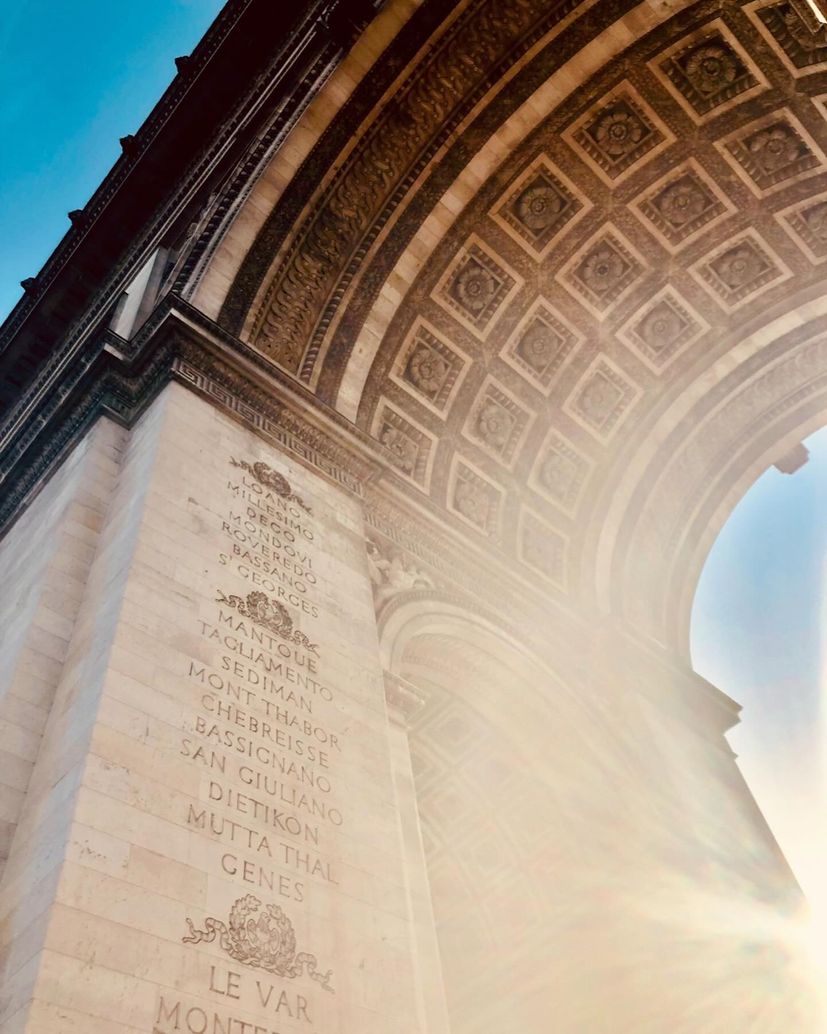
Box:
(1, 1), (824, 1030)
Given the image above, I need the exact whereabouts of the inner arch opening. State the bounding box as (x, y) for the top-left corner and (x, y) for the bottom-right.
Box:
(691, 424), (827, 923)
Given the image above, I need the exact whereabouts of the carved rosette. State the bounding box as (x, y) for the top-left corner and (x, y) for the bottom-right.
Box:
(575, 94), (663, 177)
(709, 242), (770, 291)
(757, 2), (827, 69)
(662, 34), (756, 114)
(568, 233), (642, 311)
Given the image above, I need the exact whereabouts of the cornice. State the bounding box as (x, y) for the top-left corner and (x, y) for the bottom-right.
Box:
(0, 0), (382, 419)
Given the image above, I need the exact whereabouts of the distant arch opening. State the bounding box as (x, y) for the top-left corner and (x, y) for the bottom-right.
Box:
(691, 423), (827, 953)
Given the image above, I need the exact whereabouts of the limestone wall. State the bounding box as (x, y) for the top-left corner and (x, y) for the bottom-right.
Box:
(0, 418), (126, 1023)
(0, 384), (422, 1034)
(0, 379), (818, 1034)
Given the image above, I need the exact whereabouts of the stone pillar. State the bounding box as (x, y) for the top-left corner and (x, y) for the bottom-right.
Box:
(0, 383), (423, 1034)
(0, 419), (125, 887)
(383, 673), (451, 1034)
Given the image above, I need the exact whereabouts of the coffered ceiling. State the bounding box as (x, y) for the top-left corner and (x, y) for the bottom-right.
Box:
(205, 0), (827, 643)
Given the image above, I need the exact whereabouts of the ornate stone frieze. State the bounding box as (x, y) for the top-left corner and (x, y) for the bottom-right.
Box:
(246, 0), (580, 378)
(173, 354), (368, 498)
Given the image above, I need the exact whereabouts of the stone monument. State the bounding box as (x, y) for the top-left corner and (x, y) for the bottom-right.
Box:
(1, 0), (825, 1030)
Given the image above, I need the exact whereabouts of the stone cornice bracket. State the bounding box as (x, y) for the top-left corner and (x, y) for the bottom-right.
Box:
(383, 672), (428, 727)
(588, 616), (742, 740)
(0, 0), (357, 423)
(0, 296), (387, 538)
(320, 0), (383, 47)
(366, 533), (436, 614)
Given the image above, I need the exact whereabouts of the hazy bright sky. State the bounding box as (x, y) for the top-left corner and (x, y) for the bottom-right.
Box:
(2, 0), (823, 915)
(692, 425), (827, 909)
(0, 0), (224, 322)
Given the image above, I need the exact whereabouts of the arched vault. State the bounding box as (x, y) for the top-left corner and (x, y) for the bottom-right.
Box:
(0, 5), (821, 1032)
(183, 0), (827, 650)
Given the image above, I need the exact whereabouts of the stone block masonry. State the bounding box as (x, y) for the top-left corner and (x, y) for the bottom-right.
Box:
(0, 383), (420, 1034)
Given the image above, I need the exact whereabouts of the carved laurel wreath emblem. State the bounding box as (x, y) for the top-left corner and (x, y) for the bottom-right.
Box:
(183, 895), (334, 993)
(230, 457), (312, 515)
(216, 590), (319, 655)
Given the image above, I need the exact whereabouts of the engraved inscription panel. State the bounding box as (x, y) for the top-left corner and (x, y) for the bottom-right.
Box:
(79, 386), (418, 1034)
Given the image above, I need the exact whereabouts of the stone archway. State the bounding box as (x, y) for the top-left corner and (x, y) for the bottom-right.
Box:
(3, 0), (827, 1031)
(378, 597), (819, 1033)
(183, 0), (827, 658)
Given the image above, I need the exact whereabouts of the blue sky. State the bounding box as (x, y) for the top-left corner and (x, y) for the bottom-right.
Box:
(0, 0), (224, 323)
(692, 425), (827, 907)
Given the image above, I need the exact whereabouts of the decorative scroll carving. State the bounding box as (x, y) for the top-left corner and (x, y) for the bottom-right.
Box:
(229, 456), (312, 513)
(184, 895), (334, 992)
(216, 589), (319, 654)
